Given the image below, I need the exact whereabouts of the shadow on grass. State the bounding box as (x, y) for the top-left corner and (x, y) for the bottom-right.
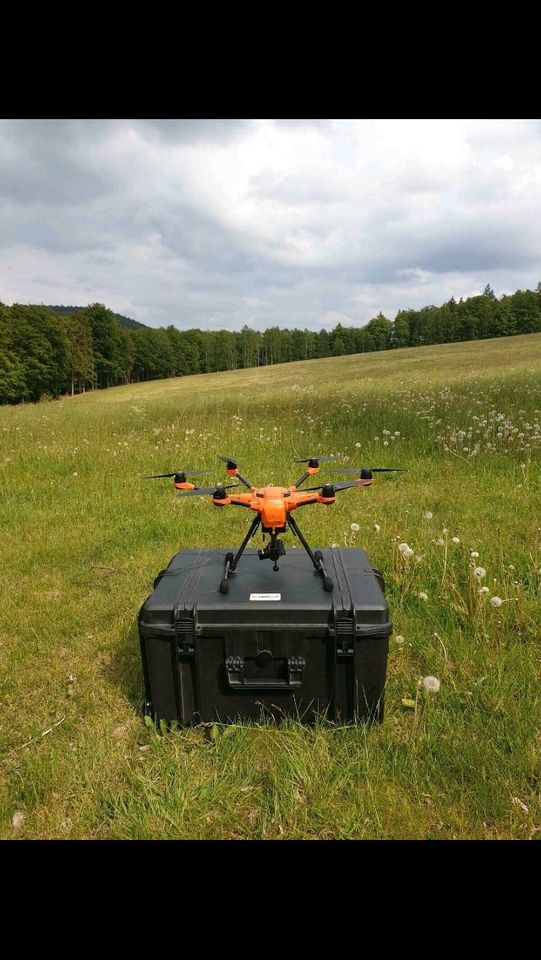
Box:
(104, 620), (146, 716)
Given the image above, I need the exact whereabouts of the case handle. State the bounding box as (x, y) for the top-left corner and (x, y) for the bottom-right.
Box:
(225, 656), (305, 690)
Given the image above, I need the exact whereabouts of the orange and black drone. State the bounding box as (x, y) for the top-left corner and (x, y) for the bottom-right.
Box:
(145, 455), (404, 594)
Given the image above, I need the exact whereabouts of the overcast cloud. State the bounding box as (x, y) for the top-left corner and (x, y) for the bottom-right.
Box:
(1, 118), (540, 330)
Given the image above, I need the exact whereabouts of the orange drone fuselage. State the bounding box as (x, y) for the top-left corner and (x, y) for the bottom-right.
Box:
(212, 481), (372, 532)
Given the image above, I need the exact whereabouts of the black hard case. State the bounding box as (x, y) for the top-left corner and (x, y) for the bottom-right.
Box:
(138, 547), (392, 725)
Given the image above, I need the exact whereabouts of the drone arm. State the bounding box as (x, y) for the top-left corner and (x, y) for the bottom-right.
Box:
(293, 471), (310, 488)
(226, 493), (256, 508)
(235, 472), (255, 491)
(288, 492), (327, 510)
(224, 467), (254, 492)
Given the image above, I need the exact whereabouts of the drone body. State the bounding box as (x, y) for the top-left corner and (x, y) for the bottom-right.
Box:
(145, 454), (404, 593)
(212, 480), (372, 532)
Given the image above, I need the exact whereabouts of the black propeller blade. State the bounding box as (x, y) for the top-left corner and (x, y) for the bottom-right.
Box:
(218, 454), (239, 469)
(177, 484), (240, 497)
(144, 469), (209, 479)
(301, 481), (364, 493)
(329, 466), (406, 476)
(294, 456), (337, 464)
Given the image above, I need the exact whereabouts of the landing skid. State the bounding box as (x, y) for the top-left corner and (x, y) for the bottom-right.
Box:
(219, 516), (334, 593)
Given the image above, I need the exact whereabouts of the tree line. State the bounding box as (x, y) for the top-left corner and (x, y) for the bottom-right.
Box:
(1, 284), (541, 404)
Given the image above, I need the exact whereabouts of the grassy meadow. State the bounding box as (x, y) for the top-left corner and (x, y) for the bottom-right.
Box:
(1, 333), (541, 840)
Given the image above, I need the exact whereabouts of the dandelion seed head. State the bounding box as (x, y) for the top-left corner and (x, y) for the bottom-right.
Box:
(490, 596), (503, 608)
(423, 511), (433, 520)
(398, 542), (414, 558)
(470, 551), (479, 558)
(350, 522), (360, 533)
(478, 586), (490, 595)
(395, 635), (405, 645)
(473, 566), (486, 579)
(417, 591), (428, 601)
(452, 537), (460, 544)
(422, 676), (441, 693)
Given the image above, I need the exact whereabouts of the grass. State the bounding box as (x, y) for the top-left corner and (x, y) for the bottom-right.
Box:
(1, 333), (540, 839)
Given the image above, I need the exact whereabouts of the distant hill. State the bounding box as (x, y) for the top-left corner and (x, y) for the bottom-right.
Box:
(44, 305), (147, 330)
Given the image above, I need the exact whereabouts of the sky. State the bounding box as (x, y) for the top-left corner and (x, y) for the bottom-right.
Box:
(1, 118), (540, 331)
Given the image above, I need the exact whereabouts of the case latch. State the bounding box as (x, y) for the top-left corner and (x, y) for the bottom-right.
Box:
(335, 620), (355, 658)
(176, 619), (195, 658)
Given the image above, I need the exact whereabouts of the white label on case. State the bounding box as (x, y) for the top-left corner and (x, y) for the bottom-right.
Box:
(249, 593), (281, 601)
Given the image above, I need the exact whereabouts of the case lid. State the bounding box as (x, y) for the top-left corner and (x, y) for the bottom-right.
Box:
(140, 548), (391, 637)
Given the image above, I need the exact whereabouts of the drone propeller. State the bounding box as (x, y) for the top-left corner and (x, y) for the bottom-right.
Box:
(144, 469), (209, 480)
(330, 466), (406, 477)
(294, 455), (337, 465)
(177, 484), (240, 497)
(218, 454), (240, 470)
(301, 481), (363, 494)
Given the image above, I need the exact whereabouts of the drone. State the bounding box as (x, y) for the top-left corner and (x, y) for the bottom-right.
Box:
(145, 455), (404, 594)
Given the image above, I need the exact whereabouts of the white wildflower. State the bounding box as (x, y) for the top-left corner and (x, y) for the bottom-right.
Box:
(398, 543), (414, 558)
(473, 567), (486, 580)
(395, 635), (406, 645)
(355, 442), (361, 448)
(350, 523), (360, 533)
(422, 676), (441, 693)
(470, 551), (479, 558)
(490, 596), (503, 608)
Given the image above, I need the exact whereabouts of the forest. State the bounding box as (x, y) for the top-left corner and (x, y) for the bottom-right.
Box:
(1, 284), (540, 404)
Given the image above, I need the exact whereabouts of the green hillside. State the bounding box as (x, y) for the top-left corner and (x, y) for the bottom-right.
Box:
(1, 334), (540, 839)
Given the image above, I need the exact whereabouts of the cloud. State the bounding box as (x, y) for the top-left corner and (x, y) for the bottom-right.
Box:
(1, 118), (540, 329)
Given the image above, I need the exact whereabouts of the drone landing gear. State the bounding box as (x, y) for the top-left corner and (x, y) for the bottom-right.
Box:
(219, 516), (334, 593)
(288, 516), (334, 592)
(220, 517), (261, 593)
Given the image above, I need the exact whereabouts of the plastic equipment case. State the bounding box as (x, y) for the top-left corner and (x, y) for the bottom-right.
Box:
(138, 547), (392, 725)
